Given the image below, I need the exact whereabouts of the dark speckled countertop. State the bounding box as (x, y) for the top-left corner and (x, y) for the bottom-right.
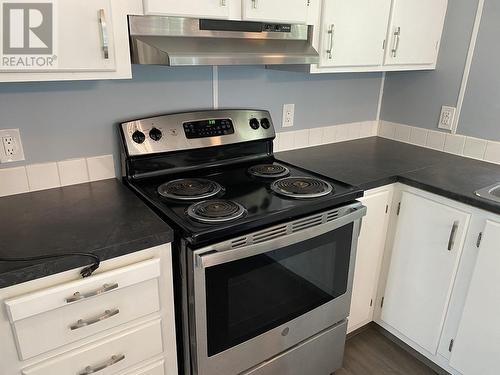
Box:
(277, 137), (500, 215)
(0, 179), (173, 288)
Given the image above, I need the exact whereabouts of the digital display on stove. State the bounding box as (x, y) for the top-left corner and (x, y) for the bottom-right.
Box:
(183, 119), (235, 139)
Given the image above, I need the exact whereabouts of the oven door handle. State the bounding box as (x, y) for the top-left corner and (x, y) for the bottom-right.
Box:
(195, 204), (367, 269)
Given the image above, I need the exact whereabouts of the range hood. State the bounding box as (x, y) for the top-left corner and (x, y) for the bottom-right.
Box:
(128, 16), (319, 66)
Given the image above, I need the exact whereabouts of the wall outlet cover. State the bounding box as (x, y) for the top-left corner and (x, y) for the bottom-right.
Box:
(438, 106), (456, 131)
(0, 129), (25, 163)
(282, 104), (295, 128)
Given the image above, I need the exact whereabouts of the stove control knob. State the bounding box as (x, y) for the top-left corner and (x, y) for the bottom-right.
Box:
(260, 118), (271, 129)
(132, 130), (146, 144)
(249, 118), (260, 130)
(149, 127), (163, 141)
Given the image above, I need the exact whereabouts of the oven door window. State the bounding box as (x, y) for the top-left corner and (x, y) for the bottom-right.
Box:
(204, 223), (353, 357)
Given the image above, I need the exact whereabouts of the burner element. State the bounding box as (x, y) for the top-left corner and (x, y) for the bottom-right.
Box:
(248, 164), (290, 178)
(187, 200), (247, 224)
(158, 178), (223, 200)
(271, 177), (334, 199)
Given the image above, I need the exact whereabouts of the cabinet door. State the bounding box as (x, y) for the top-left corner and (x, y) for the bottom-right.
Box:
(319, 0), (391, 68)
(144, 0), (229, 19)
(0, 0), (116, 73)
(380, 192), (470, 355)
(384, 0), (447, 66)
(449, 220), (500, 375)
(348, 189), (391, 332)
(242, 0), (309, 24)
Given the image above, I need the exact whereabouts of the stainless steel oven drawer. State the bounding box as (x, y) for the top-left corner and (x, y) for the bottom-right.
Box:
(242, 320), (347, 375)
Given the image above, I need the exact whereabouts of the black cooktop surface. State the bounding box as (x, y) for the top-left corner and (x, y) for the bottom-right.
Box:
(127, 157), (362, 247)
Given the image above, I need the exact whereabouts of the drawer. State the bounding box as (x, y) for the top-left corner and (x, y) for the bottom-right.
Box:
(5, 258), (160, 323)
(12, 278), (160, 359)
(121, 360), (165, 375)
(22, 319), (163, 375)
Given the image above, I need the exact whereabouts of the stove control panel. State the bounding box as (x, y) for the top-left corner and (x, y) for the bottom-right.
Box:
(120, 109), (275, 156)
(183, 119), (235, 139)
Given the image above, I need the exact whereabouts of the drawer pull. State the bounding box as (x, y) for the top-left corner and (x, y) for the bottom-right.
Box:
(79, 354), (125, 375)
(70, 308), (120, 330)
(66, 283), (119, 303)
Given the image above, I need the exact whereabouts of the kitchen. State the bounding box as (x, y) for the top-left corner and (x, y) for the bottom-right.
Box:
(0, 0), (499, 374)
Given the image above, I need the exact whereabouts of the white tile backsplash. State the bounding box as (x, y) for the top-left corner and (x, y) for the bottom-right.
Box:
(347, 123), (361, 140)
(26, 163), (60, 191)
(379, 121), (396, 139)
(382, 121), (500, 166)
(394, 124), (411, 143)
(0, 167), (29, 197)
(86, 155), (115, 181)
(323, 126), (337, 143)
(279, 132), (294, 151)
(336, 124), (350, 142)
(309, 128), (324, 146)
(409, 127), (428, 147)
(58, 158), (89, 186)
(444, 134), (466, 155)
(426, 131), (446, 151)
(0, 154), (116, 198)
(463, 137), (488, 160)
(293, 129), (310, 149)
(484, 141), (500, 164)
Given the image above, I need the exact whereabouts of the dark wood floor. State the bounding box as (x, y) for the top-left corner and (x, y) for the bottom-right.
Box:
(336, 326), (438, 375)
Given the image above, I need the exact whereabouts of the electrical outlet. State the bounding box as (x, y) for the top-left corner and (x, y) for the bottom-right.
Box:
(0, 129), (25, 163)
(282, 104), (295, 128)
(438, 106), (456, 131)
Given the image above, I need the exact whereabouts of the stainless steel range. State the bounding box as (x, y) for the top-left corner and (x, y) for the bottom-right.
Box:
(118, 109), (366, 375)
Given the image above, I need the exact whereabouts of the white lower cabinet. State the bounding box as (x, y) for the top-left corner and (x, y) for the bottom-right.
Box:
(0, 244), (177, 375)
(380, 191), (470, 354)
(22, 319), (163, 375)
(449, 219), (500, 375)
(372, 184), (500, 375)
(348, 187), (392, 332)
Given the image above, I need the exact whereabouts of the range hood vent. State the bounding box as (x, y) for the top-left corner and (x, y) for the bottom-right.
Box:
(128, 16), (319, 66)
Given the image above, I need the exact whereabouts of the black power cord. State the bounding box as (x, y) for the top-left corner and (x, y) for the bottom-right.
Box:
(0, 253), (101, 278)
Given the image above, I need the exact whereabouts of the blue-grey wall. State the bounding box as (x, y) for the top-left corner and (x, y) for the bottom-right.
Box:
(380, 0), (479, 130)
(459, 0), (500, 141)
(218, 67), (382, 129)
(0, 65), (382, 167)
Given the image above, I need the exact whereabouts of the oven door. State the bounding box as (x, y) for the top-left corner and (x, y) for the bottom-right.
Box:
(189, 203), (366, 375)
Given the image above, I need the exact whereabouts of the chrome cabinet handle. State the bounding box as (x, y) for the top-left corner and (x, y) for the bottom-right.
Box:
(326, 24), (335, 59)
(391, 27), (401, 58)
(70, 309), (120, 330)
(252, 0), (258, 9)
(66, 283), (119, 303)
(98, 9), (109, 59)
(79, 354), (125, 375)
(448, 221), (459, 251)
(220, 0), (227, 6)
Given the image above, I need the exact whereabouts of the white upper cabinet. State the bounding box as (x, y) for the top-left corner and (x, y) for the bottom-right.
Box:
(449, 219), (500, 375)
(241, 0), (309, 24)
(0, 0), (141, 82)
(319, 0), (391, 68)
(380, 192), (470, 355)
(384, 0), (448, 66)
(144, 0), (230, 19)
(348, 188), (392, 333)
